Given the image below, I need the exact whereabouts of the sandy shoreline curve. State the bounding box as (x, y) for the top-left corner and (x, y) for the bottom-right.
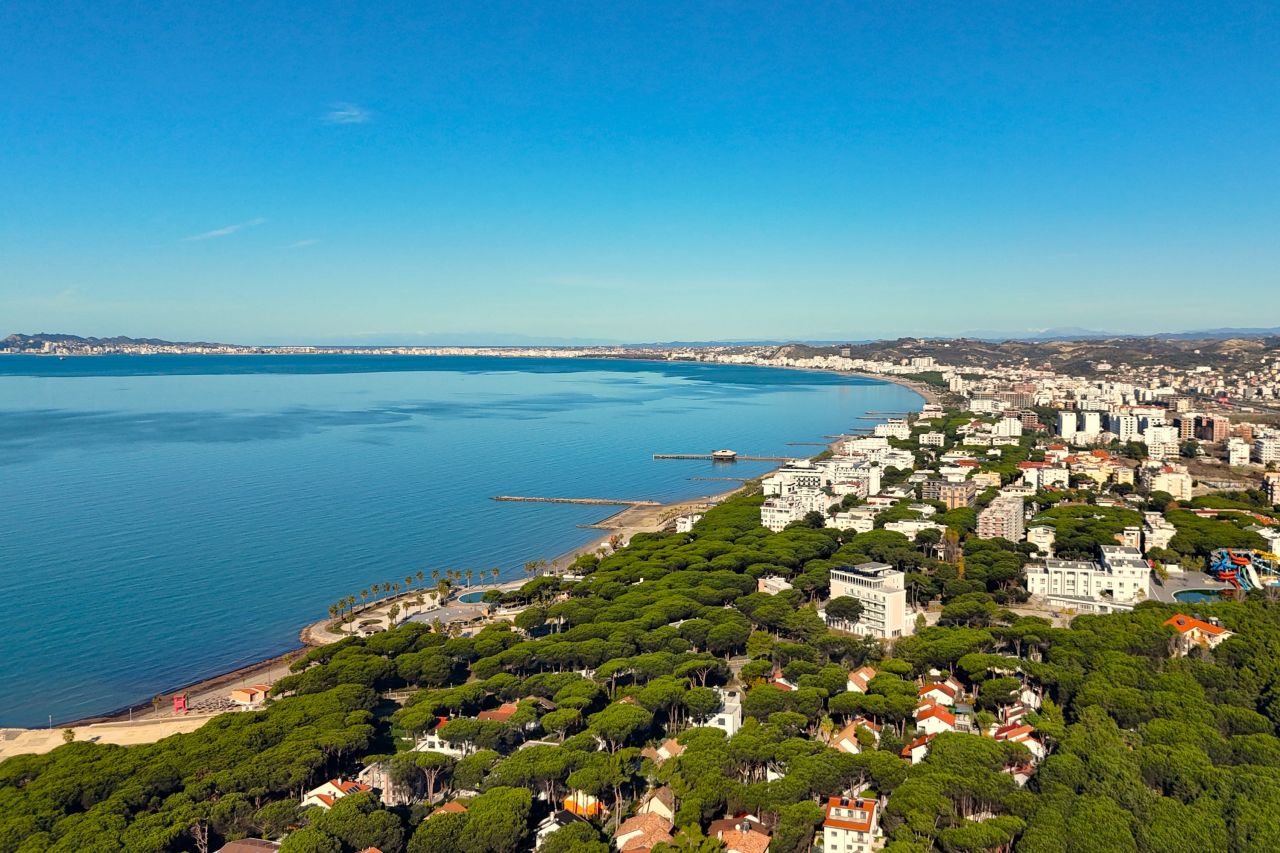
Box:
(39, 365), (928, 732)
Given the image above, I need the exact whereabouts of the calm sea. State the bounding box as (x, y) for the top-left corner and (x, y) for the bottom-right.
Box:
(0, 355), (919, 726)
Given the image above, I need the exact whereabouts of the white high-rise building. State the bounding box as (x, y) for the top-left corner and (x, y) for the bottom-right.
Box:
(1057, 411), (1078, 440)
(827, 563), (913, 639)
(1145, 425), (1181, 460)
(996, 417), (1023, 438)
(1228, 439), (1251, 467)
(1113, 414), (1140, 442)
(1079, 411), (1103, 437)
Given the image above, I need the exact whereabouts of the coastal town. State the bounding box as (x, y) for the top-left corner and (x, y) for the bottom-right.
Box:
(5, 335), (1280, 853)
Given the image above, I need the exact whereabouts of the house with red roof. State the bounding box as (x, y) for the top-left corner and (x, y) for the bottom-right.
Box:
(1165, 613), (1234, 655)
(301, 779), (372, 810)
(846, 665), (877, 693)
(708, 815), (771, 853)
(913, 701), (957, 736)
(918, 681), (959, 707)
(476, 701), (519, 722)
(822, 796), (880, 853)
(900, 732), (937, 764)
(831, 717), (881, 754)
(615, 812), (674, 851)
(994, 722), (1045, 761)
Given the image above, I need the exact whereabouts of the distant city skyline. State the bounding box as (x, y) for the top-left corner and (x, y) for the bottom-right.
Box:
(2, 3), (1277, 342)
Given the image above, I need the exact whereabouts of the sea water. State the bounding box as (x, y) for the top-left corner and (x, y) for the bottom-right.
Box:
(0, 355), (920, 726)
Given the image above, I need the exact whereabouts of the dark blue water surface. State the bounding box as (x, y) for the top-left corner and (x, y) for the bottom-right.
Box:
(0, 355), (920, 726)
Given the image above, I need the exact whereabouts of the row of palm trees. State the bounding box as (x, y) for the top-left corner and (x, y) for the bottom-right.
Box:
(325, 560), (551, 627)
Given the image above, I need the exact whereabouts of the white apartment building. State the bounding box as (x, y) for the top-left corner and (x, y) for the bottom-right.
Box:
(760, 499), (807, 532)
(1057, 411), (1078, 440)
(1079, 411), (1103, 437)
(1254, 435), (1280, 465)
(827, 510), (876, 534)
(1145, 425), (1181, 460)
(1142, 512), (1176, 552)
(1141, 464), (1194, 501)
(1025, 547), (1151, 612)
(920, 431), (946, 447)
(873, 419), (911, 440)
(1112, 414), (1140, 442)
(827, 563), (913, 639)
(823, 796), (880, 853)
(977, 496), (1025, 541)
(1228, 439), (1252, 467)
(996, 417), (1024, 438)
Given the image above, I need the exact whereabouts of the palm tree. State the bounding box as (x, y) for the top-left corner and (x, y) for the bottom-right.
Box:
(491, 567), (500, 582)
(465, 568), (474, 587)
(360, 589), (369, 606)
(328, 604), (338, 622)
(431, 569), (440, 583)
(346, 595), (356, 622)
(404, 575), (413, 590)
(388, 603), (400, 627)
(416, 570), (425, 584)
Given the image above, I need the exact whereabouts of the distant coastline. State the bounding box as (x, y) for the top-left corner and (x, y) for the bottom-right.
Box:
(7, 355), (923, 729)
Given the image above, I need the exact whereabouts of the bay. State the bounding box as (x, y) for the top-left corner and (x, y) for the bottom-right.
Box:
(0, 355), (920, 726)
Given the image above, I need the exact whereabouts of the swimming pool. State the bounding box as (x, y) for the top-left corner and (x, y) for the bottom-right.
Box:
(1174, 589), (1225, 602)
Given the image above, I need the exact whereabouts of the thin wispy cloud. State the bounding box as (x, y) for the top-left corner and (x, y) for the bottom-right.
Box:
(182, 217), (267, 242)
(323, 102), (372, 124)
(287, 239), (320, 249)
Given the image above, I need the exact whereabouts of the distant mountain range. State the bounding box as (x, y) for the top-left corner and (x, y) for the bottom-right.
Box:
(3, 332), (231, 348)
(952, 326), (1280, 342)
(7, 326), (1280, 351)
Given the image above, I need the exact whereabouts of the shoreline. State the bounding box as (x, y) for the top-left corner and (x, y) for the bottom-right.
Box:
(23, 361), (922, 732)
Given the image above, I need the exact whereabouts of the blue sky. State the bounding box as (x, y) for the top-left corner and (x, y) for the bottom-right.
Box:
(1, 2), (1277, 344)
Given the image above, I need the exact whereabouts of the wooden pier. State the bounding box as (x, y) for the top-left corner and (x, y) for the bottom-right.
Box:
(492, 496), (661, 506)
(653, 453), (793, 462)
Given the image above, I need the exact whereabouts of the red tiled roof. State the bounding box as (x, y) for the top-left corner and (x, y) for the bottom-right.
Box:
(616, 813), (675, 851)
(914, 703), (957, 727)
(918, 681), (957, 699)
(476, 702), (519, 722)
(994, 723), (1036, 742)
(1164, 614), (1228, 636)
(720, 828), (771, 853)
(823, 796), (877, 832)
(901, 732), (937, 757)
(847, 665), (877, 690)
(332, 780), (371, 795)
